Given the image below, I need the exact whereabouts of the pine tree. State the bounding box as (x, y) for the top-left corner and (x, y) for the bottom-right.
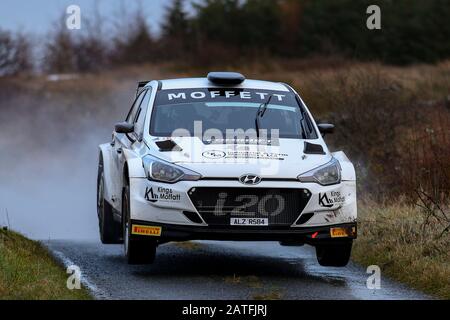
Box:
(160, 0), (190, 59)
(112, 9), (156, 65)
(162, 0), (189, 40)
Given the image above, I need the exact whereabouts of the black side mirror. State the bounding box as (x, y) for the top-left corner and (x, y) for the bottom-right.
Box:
(317, 123), (335, 135)
(115, 122), (134, 134)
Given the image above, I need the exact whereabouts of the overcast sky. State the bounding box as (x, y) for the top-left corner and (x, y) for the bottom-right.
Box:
(0, 0), (171, 35)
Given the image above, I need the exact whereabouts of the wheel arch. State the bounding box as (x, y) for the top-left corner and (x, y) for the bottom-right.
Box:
(99, 143), (115, 206)
(121, 150), (146, 223)
(122, 149), (146, 179)
(332, 151), (356, 181)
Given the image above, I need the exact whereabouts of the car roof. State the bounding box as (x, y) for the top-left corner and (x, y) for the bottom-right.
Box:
(157, 77), (290, 92)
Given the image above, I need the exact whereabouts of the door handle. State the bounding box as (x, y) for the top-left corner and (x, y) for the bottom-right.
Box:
(116, 148), (123, 154)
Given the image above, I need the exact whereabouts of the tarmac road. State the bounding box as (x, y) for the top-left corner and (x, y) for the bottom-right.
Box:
(46, 240), (431, 300)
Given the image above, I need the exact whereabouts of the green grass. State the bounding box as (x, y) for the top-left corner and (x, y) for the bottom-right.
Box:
(352, 202), (450, 299)
(0, 228), (91, 300)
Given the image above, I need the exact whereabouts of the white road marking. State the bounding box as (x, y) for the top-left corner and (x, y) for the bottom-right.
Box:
(51, 248), (107, 299)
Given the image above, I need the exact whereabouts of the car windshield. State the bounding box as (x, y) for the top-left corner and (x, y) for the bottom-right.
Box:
(150, 88), (317, 139)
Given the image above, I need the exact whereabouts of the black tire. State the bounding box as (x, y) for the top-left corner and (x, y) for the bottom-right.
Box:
(97, 158), (122, 244)
(315, 241), (352, 267)
(122, 184), (157, 265)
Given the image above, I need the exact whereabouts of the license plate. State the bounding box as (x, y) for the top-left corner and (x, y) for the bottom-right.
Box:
(230, 218), (268, 226)
(330, 227), (348, 238)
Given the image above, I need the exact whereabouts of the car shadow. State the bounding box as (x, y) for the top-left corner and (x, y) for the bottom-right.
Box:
(105, 241), (349, 290)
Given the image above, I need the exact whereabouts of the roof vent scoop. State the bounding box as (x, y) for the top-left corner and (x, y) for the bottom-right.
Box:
(207, 72), (245, 85)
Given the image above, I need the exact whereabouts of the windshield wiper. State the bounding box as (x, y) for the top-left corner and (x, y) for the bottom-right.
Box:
(255, 94), (273, 139)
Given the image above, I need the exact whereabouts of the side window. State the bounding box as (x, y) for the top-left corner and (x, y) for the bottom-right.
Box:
(134, 89), (151, 139)
(296, 95), (318, 139)
(126, 91), (145, 124)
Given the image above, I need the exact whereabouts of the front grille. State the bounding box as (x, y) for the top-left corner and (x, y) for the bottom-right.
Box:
(188, 187), (311, 226)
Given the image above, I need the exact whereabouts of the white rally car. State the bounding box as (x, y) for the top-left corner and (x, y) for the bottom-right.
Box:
(97, 72), (357, 266)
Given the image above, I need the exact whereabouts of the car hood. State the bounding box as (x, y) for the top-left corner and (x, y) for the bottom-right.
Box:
(147, 137), (332, 179)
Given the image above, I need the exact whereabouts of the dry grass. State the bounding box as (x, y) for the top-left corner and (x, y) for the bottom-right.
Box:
(352, 201), (450, 299)
(0, 229), (91, 300)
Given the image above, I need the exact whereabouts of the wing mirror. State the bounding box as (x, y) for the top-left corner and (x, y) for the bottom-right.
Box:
(317, 123), (335, 136)
(115, 122), (134, 134)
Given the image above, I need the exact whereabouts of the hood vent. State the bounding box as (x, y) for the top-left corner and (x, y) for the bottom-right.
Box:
(155, 140), (182, 152)
(303, 142), (325, 155)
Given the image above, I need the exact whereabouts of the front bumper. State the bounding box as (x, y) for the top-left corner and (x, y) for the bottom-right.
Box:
(131, 219), (357, 244)
(129, 178), (357, 229)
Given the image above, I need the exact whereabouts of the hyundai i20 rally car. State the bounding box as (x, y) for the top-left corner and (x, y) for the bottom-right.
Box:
(97, 72), (357, 267)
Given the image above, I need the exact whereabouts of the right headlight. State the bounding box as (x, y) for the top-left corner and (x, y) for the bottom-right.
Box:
(142, 155), (202, 183)
(297, 158), (341, 186)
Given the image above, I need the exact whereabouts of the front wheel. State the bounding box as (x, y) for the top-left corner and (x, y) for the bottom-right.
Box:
(315, 242), (352, 267)
(122, 184), (157, 265)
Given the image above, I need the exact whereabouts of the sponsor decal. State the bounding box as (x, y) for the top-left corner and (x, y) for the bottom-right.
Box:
(155, 88), (298, 106)
(202, 150), (287, 160)
(330, 226), (355, 238)
(145, 187), (181, 203)
(203, 137), (279, 146)
(145, 187), (158, 203)
(330, 227), (349, 238)
(131, 225), (162, 237)
(227, 151), (287, 160)
(166, 90), (286, 102)
(202, 150), (226, 159)
(319, 191), (346, 208)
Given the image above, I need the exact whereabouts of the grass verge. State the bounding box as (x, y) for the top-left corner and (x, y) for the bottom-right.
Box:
(352, 202), (450, 299)
(0, 228), (91, 300)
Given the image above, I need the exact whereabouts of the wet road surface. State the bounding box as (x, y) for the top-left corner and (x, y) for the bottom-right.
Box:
(47, 240), (431, 300)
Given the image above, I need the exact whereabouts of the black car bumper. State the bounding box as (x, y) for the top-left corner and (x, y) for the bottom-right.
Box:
(130, 220), (357, 245)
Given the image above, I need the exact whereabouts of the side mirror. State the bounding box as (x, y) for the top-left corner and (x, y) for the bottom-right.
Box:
(317, 123), (335, 135)
(115, 122), (134, 134)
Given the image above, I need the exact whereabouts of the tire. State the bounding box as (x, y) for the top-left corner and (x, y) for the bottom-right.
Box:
(315, 241), (352, 267)
(97, 159), (122, 244)
(122, 183), (157, 265)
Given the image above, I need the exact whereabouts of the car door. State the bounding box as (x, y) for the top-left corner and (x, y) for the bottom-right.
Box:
(110, 90), (146, 210)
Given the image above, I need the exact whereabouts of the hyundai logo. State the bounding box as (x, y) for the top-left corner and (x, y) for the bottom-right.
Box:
(239, 174), (262, 185)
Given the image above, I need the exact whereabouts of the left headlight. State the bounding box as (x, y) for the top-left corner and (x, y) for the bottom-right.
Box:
(142, 155), (202, 183)
(298, 158), (341, 186)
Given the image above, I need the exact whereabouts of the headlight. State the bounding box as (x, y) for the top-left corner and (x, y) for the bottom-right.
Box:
(142, 155), (201, 183)
(298, 158), (341, 186)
